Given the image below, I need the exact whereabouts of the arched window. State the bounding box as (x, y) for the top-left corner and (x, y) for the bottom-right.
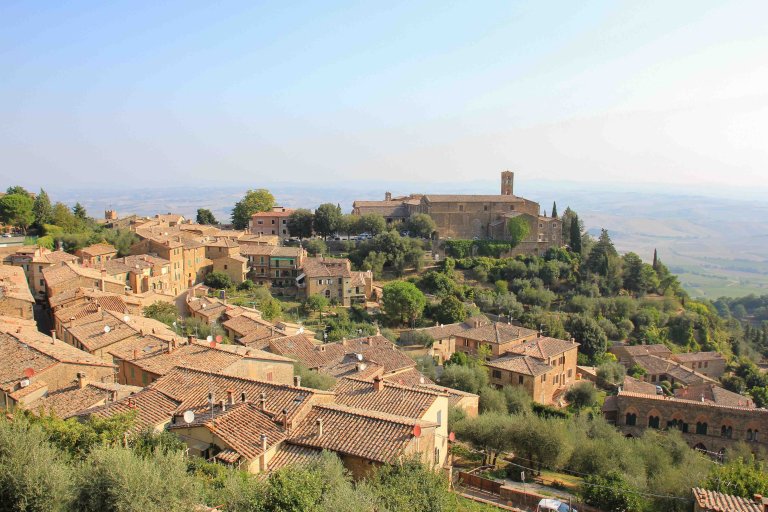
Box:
(625, 413), (637, 426)
(721, 425), (733, 439)
(648, 415), (660, 429)
(747, 429), (754, 441)
(696, 422), (708, 435)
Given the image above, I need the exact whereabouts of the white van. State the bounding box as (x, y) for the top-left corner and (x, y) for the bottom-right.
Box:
(536, 498), (577, 512)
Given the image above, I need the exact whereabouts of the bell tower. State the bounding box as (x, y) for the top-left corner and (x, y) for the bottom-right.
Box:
(501, 171), (514, 196)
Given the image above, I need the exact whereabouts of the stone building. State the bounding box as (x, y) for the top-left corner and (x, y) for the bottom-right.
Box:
(297, 256), (373, 307)
(76, 243), (117, 266)
(603, 390), (768, 456)
(249, 207), (294, 239)
(0, 265), (35, 320)
(8, 247), (79, 301)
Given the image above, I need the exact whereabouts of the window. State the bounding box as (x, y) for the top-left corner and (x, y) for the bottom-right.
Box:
(721, 425), (733, 438)
(648, 416), (660, 429)
(38, 265), (43, 272)
(142, 372), (149, 385)
(338, 278), (342, 284)
(567, 368), (572, 378)
(492, 370), (502, 379)
(130, 366), (135, 378)
(434, 448), (440, 464)
(518, 375), (524, 385)
(625, 413), (637, 426)
(224, 264), (228, 270)
(483, 205), (488, 211)
(458, 205), (464, 212)
(39, 279), (45, 286)
(271, 219), (275, 224)
(436, 410), (442, 427)
(266, 371), (273, 381)
(542, 374), (546, 382)
(464, 340), (469, 346)
(704, 361), (708, 368)
(696, 422), (708, 435)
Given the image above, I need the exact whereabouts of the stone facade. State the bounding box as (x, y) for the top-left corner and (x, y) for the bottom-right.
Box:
(249, 207), (294, 239)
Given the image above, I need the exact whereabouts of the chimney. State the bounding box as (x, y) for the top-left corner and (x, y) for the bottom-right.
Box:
(100, 269), (106, 291)
(281, 409), (289, 432)
(219, 398), (226, 412)
(373, 376), (384, 392)
(226, 389), (235, 405)
(133, 348), (139, 360)
(385, 192), (392, 201)
(77, 372), (87, 389)
(259, 392), (266, 411)
(109, 390), (117, 402)
(316, 418), (323, 437)
(50, 330), (57, 342)
(241, 392), (247, 403)
(293, 375), (301, 387)
(187, 335), (193, 345)
(260, 434), (268, 453)
(16, 326), (21, 334)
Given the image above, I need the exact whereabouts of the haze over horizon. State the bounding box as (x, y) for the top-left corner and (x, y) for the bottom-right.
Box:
(2, 1), (768, 190)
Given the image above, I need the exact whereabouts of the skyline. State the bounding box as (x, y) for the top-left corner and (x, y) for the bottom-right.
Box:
(2, 1), (768, 189)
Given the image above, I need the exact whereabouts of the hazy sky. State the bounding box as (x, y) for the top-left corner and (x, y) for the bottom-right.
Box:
(2, 1), (767, 191)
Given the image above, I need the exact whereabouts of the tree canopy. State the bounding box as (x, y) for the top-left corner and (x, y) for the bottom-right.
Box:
(231, 189), (275, 229)
(196, 208), (218, 225)
(382, 281), (426, 326)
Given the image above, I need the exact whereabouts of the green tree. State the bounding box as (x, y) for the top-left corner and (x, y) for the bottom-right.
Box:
(294, 363), (337, 390)
(73, 446), (202, 512)
(361, 251), (386, 279)
(204, 271), (233, 289)
(313, 203), (342, 239)
(0, 193), (34, 233)
(586, 229), (619, 276)
(231, 189), (275, 230)
(581, 471), (644, 512)
(506, 216), (531, 246)
(73, 202), (87, 220)
(305, 294), (329, 316)
(5, 185), (29, 196)
(453, 413), (514, 465)
(382, 281), (427, 326)
(596, 360), (626, 389)
(438, 364), (488, 394)
(305, 238), (327, 256)
(32, 188), (53, 228)
(748, 386), (768, 408)
(564, 382), (598, 410)
(568, 314), (608, 363)
(405, 213), (436, 238)
(551, 201), (558, 218)
(371, 457), (454, 512)
(433, 295), (467, 324)
(0, 419), (72, 512)
(569, 212), (582, 254)
(287, 208), (314, 239)
(706, 456), (768, 499)
(260, 297), (282, 321)
(142, 301), (178, 326)
(196, 208), (218, 225)
(357, 213), (387, 236)
(479, 387), (507, 414)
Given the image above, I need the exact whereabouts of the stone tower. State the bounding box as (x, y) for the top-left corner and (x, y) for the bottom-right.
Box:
(501, 171), (514, 196)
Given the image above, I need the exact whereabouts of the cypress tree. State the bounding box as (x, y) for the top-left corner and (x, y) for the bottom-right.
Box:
(32, 188), (53, 228)
(652, 248), (658, 270)
(570, 213), (582, 254)
(551, 201), (558, 218)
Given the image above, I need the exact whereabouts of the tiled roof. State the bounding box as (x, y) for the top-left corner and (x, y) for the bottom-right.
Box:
(617, 391), (768, 413)
(383, 368), (434, 386)
(251, 209), (294, 218)
(417, 384), (479, 407)
(632, 354), (718, 385)
(288, 404), (433, 464)
(456, 323), (538, 345)
(672, 351), (725, 363)
(268, 444), (322, 471)
(238, 325), (286, 348)
(74, 388), (180, 432)
(204, 238), (240, 248)
(486, 354), (551, 376)
(108, 337), (241, 376)
(674, 383), (754, 408)
(223, 313), (274, 337)
(0, 265), (34, 302)
(0, 331), (114, 394)
(42, 261), (124, 287)
(422, 194), (527, 203)
(239, 245), (304, 258)
(621, 375), (659, 395)
(611, 344), (672, 357)
(170, 402), (285, 462)
(301, 257), (351, 278)
(67, 321), (138, 352)
(34, 250), (78, 264)
(507, 336), (579, 359)
(148, 367), (329, 422)
(26, 382), (141, 418)
(79, 243), (117, 257)
(691, 488), (762, 512)
(334, 378), (444, 418)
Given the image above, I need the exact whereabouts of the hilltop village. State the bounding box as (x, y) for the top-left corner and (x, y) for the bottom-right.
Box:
(1, 175), (768, 512)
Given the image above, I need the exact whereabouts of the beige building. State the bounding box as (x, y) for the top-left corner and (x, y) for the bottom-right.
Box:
(129, 236), (211, 294)
(42, 262), (126, 298)
(213, 254), (249, 285)
(249, 207), (294, 239)
(0, 265), (35, 320)
(8, 247), (78, 300)
(76, 243), (118, 266)
(671, 352), (727, 380)
(297, 257), (373, 307)
(240, 245), (306, 289)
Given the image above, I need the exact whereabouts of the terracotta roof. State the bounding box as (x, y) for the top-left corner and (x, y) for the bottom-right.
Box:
(632, 354), (718, 385)
(223, 313), (274, 337)
(42, 261), (124, 287)
(148, 367), (329, 422)
(691, 488), (762, 512)
(334, 378), (444, 418)
(268, 444), (322, 471)
(74, 387), (180, 432)
(204, 238), (240, 248)
(0, 265), (34, 302)
(383, 368), (434, 386)
(456, 322), (538, 345)
(422, 194), (527, 203)
(617, 390), (768, 413)
(79, 243), (117, 257)
(187, 297), (228, 320)
(417, 384), (479, 407)
(33, 250), (78, 265)
(621, 375), (659, 395)
(507, 336), (579, 359)
(672, 351), (725, 363)
(67, 321), (139, 352)
(675, 383), (754, 408)
(301, 257), (351, 278)
(170, 402), (285, 462)
(108, 337), (242, 376)
(238, 325), (286, 348)
(26, 382), (141, 418)
(251, 209), (294, 218)
(239, 245), (304, 258)
(611, 344), (672, 358)
(486, 354), (552, 376)
(287, 404), (433, 464)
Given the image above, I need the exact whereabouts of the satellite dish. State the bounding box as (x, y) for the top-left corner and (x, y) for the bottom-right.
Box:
(104, 325), (111, 333)
(356, 353), (363, 361)
(172, 321), (177, 327)
(215, 335), (223, 343)
(206, 335), (213, 342)
(23, 367), (35, 378)
(183, 410), (195, 424)
(123, 315), (130, 322)
(412, 424), (422, 438)
(419, 376), (425, 385)
(449, 432), (456, 442)
(298, 327), (304, 334)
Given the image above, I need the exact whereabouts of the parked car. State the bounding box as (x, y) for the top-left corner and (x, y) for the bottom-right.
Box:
(656, 385), (664, 395)
(1, 233), (11, 238)
(537, 498), (576, 512)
